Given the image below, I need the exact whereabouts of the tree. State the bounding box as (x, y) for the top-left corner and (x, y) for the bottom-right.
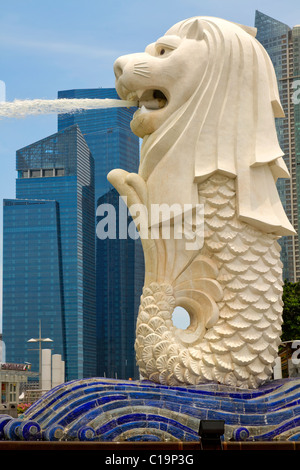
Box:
(281, 280), (300, 342)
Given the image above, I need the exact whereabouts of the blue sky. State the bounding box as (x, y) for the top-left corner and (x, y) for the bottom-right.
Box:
(0, 0), (300, 326)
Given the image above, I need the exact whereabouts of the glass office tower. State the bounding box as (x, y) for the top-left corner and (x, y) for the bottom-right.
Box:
(3, 199), (64, 367)
(255, 11), (300, 281)
(2, 125), (96, 380)
(57, 88), (139, 201)
(58, 88), (144, 379)
(96, 189), (144, 379)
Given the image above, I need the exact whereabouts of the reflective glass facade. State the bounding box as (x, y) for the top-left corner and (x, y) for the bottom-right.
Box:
(96, 189), (144, 379)
(58, 88), (143, 380)
(57, 88), (139, 202)
(2, 125), (96, 380)
(255, 11), (300, 281)
(3, 199), (64, 367)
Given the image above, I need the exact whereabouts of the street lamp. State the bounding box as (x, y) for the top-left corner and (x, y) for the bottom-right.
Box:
(27, 320), (53, 389)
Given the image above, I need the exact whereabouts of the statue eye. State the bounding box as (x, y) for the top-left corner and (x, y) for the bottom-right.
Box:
(155, 43), (173, 56)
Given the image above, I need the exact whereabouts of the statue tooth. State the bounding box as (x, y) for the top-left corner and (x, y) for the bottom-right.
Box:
(139, 99), (166, 110)
(140, 105), (149, 113)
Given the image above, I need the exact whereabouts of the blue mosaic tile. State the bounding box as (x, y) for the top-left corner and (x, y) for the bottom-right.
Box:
(117, 413), (146, 425)
(99, 427), (122, 441)
(240, 413), (267, 426)
(288, 432), (300, 441)
(265, 408), (295, 425)
(11, 377), (300, 443)
(101, 399), (130, 413)
(97, 420), (118, 436)
(206, 409), (241, 425)
(96, 394), (129, 405)
(127, 434), (161, 441)
(220, 399), (246, 414)
(0, 416), (13, 439)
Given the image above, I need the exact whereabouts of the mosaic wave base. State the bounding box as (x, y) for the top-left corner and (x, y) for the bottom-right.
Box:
(2, 377), (300, 442)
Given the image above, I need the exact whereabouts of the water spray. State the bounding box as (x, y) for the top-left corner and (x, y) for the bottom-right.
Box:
(0, 98), (138, 118)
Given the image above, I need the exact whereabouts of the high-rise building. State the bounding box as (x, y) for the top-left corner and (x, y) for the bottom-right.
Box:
(96, 189), (144, 379)
(58, 88), (144, 379)
(57, 88), (139, 201)
(2, 125), (96, 380)
(255, 11), (300, 281)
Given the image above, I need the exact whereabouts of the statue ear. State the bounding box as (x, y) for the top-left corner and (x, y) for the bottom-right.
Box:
(185, 19), (204, 40)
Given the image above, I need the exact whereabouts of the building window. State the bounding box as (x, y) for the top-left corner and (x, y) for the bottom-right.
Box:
(55, 168), (65, 177)
(1, 383), (6, 403)
(19, 168), (65, 178)
(9, 383), (16, 402)
(43, 169), (54, 177)
(30, 169), (41, 178)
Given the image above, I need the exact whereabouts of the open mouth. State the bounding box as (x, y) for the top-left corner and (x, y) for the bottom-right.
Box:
(127, 89), (168, 112)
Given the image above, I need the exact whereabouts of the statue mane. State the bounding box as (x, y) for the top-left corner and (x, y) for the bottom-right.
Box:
(139, 16), (295, 236)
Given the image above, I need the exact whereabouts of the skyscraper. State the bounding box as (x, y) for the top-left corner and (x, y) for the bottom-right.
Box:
(58, 88), (144, 379)
(255, 11), (300, 281)
(2, 125), (96, 380)
(96, 189), (144, 379)
(57, 88), (139, 201)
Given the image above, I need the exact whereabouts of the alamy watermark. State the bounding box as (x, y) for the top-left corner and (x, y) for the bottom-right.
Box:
(293, 80), (300, 105)
(291, 341), (300, 365)
(96, 197), (204, 251)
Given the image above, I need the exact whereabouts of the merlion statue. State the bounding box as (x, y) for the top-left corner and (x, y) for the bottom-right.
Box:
(108, 16), (296, 389)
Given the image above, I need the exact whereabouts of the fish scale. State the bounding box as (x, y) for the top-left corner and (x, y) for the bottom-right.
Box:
(134, 175), (283, 389)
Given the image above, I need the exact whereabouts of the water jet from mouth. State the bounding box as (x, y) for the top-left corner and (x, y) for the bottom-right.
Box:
(0, 98), (138, 119)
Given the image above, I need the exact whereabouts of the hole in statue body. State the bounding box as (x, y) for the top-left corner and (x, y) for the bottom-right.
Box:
(172, 306), (191, 330)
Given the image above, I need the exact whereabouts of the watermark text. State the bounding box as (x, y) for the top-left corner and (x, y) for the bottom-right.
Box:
(96, 197), (204, 251)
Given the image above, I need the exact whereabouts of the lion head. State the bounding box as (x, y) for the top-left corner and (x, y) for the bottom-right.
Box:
(112, 16), (295, 236)
(114, 19), (208, 139)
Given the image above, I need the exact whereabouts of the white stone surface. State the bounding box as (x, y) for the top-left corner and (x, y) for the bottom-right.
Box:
(41, 349), (52, 391)
(52, 354), (65, 388)
(273, 357), (282, 380)
(108, 16), (295, 388)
